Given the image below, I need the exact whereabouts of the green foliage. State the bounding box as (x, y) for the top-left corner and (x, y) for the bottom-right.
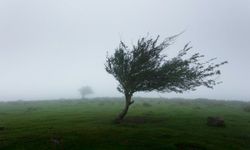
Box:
(105, 35), (227, 95)
(78, 86), (93, 98)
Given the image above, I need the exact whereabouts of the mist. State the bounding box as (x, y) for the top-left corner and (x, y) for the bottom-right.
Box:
(0, 0), (249, 101)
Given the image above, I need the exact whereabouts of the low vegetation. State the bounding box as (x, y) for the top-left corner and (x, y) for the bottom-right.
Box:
(0, 98), (250, 150)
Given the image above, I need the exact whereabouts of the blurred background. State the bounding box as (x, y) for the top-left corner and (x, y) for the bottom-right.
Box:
(0, 0), (249, 101)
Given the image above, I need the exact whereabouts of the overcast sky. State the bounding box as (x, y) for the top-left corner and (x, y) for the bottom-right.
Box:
(0, 0), (249, 101)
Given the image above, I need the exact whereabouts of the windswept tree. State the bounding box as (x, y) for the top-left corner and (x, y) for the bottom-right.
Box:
(79, 86), (93, 99)
(105, 34), (227, 122)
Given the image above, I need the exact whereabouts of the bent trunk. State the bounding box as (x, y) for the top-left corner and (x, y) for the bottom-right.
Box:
(115, 94), (133, 123)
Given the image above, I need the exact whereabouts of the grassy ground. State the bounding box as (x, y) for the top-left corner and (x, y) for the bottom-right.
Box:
(0, 98), (250, 150)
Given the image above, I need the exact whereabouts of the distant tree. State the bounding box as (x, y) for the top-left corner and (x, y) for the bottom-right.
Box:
(79, 86), (93, 99)
(105, 34), (227, 122)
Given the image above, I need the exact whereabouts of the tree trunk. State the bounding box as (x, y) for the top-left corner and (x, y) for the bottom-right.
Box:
(114, 94), (133, 123)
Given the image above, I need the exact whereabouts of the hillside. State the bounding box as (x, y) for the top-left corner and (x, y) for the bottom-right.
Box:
(0, 98), (250, 150)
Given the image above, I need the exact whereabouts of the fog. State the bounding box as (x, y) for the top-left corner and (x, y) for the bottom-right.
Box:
(0, 0), (249, 101)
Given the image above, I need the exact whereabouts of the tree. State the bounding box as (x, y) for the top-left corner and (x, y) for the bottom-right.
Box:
(79, 86), (93, 99)
(105, 34), (227, 122)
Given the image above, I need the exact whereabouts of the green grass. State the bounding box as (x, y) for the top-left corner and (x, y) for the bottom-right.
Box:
(0, 98), (250, 150)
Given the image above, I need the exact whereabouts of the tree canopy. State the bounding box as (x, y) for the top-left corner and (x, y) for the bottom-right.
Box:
(79, 86), (93, 99)
(105, 34), (227, 122)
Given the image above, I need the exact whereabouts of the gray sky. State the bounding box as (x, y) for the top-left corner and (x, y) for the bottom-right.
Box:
(0, 0), (250, 101)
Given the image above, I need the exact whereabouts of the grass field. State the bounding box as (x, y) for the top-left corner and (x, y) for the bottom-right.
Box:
(0, 98), (250, 150)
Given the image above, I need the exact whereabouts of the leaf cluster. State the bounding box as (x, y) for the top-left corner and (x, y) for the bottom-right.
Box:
(105, 35), (227, 95)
